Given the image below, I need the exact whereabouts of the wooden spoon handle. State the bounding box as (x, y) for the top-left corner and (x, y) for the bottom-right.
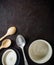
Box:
(0, 34), (8, 41)
(0, 46), (3, 49)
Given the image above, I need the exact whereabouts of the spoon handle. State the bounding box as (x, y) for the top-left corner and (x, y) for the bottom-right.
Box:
(21, 48), (28, 65)
(0, 46), (3, 49)
(0, 34), (7, 41)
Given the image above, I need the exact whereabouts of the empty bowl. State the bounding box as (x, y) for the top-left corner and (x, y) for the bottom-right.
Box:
(28, 39), (52, 64)
(2, 48), (20, 65)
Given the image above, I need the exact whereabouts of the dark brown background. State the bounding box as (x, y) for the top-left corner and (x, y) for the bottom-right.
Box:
(0, 0), (54, 65)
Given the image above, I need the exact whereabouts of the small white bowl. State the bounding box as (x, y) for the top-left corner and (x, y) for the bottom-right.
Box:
(2, 49), (17, 65)
(28, 39), (52, 64)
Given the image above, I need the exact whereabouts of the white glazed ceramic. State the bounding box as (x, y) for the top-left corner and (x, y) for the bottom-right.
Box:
(2, 49), (17, 65)
(28, 39), (52, 64)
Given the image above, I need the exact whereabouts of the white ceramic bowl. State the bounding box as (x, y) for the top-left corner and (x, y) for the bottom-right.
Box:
(28, 39), (52, 64)
(2, 49), (17, 65)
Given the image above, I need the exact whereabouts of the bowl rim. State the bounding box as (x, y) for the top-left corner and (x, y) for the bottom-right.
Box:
(2, 48), (20, 65)
(28, 39), (53, 64)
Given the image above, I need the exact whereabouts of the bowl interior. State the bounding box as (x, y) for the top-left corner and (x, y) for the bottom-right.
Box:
(28, 39), (52, 64)
(2, 48), (20, 65)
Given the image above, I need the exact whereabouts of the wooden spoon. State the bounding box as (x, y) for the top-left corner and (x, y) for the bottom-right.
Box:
(0, 26), (16, 41)
(0, 39), (11, 49)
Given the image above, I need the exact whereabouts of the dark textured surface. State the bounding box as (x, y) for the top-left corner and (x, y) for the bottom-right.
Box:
(0, 0), (54, 65)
